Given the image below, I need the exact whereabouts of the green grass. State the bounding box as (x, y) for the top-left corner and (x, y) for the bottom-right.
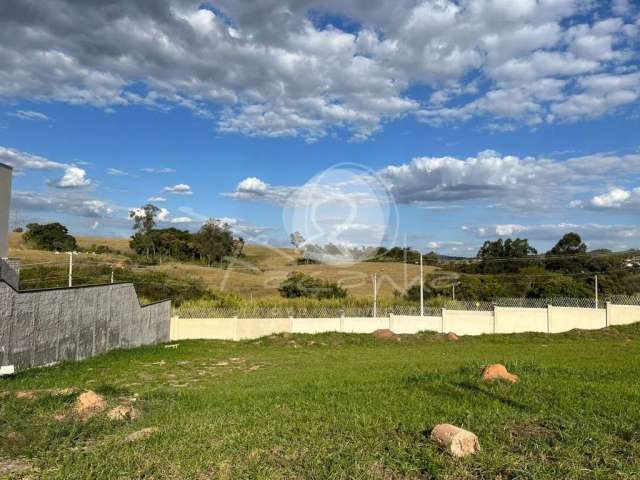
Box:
(2, 325), (640, 479)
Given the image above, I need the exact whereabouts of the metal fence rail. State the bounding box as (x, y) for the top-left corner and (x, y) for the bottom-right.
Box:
(174, 295), (640, 318)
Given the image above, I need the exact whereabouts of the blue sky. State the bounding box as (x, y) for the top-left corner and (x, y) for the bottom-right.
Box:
(1, 0), (639, 256)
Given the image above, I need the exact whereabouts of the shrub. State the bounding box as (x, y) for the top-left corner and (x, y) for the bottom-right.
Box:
(278, 272), (347, 299)
(23, 222), (77, 252)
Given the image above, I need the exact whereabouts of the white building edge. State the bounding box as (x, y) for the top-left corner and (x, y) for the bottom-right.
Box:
(0, 162), (11, 260)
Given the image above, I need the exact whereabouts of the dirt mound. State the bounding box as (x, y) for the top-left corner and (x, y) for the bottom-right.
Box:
(481, 364), (519, 384)
(446, 332), (459, 342)
(74, 391), (107, 419)
(372, 329), (400, 341)
(430, 423), (480, 457)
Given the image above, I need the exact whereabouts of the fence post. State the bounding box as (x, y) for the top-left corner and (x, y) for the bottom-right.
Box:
(547, 304), (552, 334)
(492, 305), (497, 335)
(605, 302), (610, 328)
(441, 308), (446, 334)
(339, 311), (345, 332)
(233, 316), (239, 341)
(170, 314), (179, 341)
(389, 313), (394, 332)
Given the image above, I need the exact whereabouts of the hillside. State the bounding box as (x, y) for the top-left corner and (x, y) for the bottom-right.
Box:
(8, 233), (437, 298)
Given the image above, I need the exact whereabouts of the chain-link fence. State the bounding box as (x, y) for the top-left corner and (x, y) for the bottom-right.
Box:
(494, 297), (602, 309)
(175, 305), (442, 318)
(174, 295), (640, 318)
(606, 295), (640, 306)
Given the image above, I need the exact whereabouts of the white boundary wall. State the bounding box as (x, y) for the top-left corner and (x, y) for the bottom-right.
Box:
(170, 303), (640, 341)
(0, 163), (12, 259)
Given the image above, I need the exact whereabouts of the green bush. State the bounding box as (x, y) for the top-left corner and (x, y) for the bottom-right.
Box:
(278, 272), (347, 299)
(22, 223), (77, 252)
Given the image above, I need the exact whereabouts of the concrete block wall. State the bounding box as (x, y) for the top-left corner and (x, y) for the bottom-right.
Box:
(0, 259), (20, 290)
(0, 280), (171, 370)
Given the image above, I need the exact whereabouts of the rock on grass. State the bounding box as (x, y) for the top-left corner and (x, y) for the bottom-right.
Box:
(430, 424), (480, 457)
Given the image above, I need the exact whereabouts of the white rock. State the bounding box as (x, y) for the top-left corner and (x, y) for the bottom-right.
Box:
(430, 424), (480, 457)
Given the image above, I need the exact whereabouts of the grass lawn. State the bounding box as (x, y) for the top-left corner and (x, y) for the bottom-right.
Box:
(2, 325), (640, 479)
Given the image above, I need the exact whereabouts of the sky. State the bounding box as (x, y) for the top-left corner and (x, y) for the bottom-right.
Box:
(0, 0), (639, 256)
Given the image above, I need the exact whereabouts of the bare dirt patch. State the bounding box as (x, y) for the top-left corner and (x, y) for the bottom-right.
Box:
(0, 458), (33, 475)
(125, 427), (159, 443)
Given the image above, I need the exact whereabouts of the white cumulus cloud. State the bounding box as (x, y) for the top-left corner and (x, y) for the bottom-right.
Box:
(164, 184), (193, 195)
(49, 166), (91, 189)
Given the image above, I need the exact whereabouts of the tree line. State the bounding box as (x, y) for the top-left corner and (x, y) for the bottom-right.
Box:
(129, 204), (245, 266)
(405, 232), (640, 302)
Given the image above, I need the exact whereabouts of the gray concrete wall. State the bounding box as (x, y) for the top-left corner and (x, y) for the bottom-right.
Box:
(0, 259), (20, 289)
(0, 163), (12, 259)
(0, 280), (171, 370)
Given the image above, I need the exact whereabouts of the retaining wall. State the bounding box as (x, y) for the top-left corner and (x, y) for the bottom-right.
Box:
(170, 303), (640, 341)
(0, 280), (171, 370)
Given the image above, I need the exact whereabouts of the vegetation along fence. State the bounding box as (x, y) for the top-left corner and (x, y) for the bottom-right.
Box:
(174, 296), (639, 318)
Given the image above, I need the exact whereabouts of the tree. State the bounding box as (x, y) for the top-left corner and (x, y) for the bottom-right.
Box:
(290, 232), (305, 249)
(477, 238), (537, 259)
(232, 236), (245, 257)
(548, 232), (587, 256)
(474, 238), (538, 274)
(130, 204), (160, 235)
(194, 219), (235, 266)
(23, 223), (77, 252)
(278, 272), (347, 299)
(129, 204), (161, 257)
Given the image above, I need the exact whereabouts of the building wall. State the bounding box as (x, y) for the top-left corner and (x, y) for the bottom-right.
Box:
(0, 281), (171, 370)
(0, 163), (12, 259)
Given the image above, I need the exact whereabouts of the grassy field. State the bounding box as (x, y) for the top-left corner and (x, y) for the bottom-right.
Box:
(2, 325), (640, 479)
(8, 233), (436, 299)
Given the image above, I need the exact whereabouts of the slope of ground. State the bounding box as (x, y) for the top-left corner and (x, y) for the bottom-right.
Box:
(8, 233), (436, 298)
(1, 325), (640, 479)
